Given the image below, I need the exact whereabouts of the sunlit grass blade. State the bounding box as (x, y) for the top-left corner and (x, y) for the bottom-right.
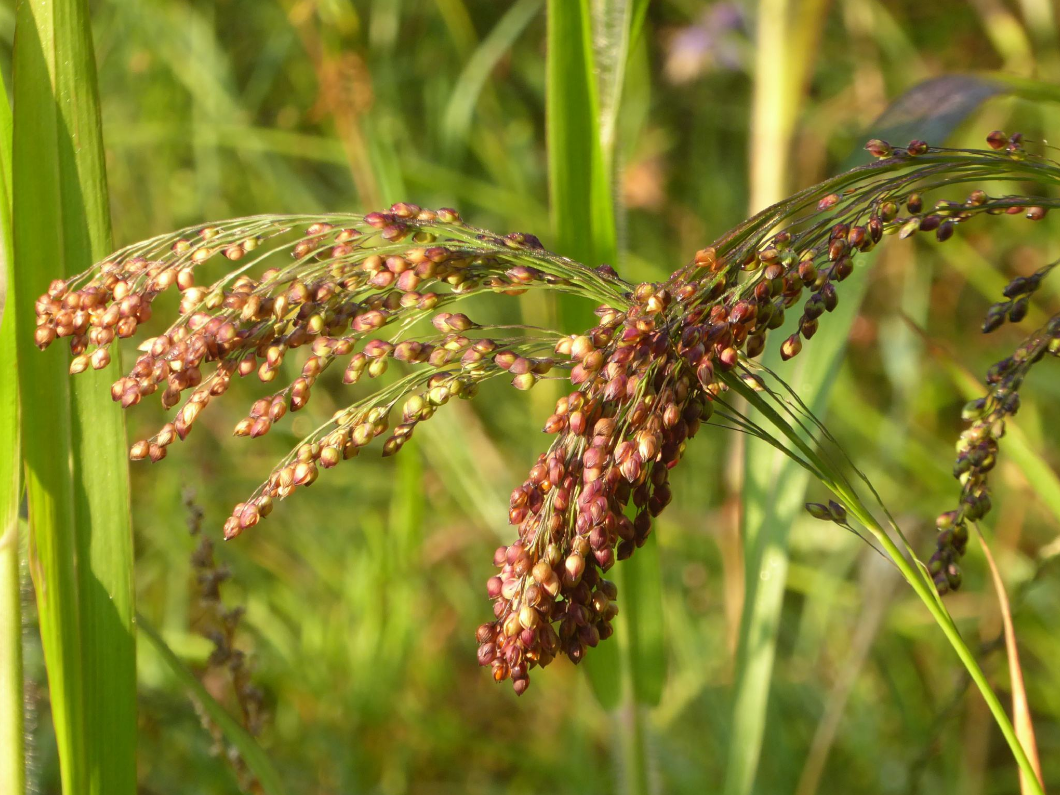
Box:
(546, 0), (616, 323)
(139, 618), (288, 795)
(0, 64), (24, 795)
(975, 525), (1044, 794)
(593, 0), (667, 711)
(747, 0), (828, 211)
(12, 2), (136, 793)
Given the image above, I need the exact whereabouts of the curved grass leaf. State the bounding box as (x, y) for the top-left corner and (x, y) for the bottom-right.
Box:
(840, 73), (1060, 171)
(975, 526), (1044, 794)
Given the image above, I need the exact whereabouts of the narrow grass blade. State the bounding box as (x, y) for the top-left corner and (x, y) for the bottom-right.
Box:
(725, 74), (1034, 795)
(442, 0), (543, 148)
(546, 0), (616, 295)
(975, 525), (1043, 793)
(547, 0), (664, 716)
(748, 0), (829, 211)
(593, 0), (636, 157)
(139, 618), (288, 795)
(547, 0), (616, 704)
(593, 0), (666, 709)
(0, 64), (24, 795)
(12, 2), (136, 793)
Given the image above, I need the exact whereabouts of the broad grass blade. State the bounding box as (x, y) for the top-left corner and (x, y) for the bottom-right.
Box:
(547, 0), (665, 718)
(547, 0), (619, 705)
(546, 0), (616, 325)
(12, 2), (136, 793)
(0, 63), (24, 795)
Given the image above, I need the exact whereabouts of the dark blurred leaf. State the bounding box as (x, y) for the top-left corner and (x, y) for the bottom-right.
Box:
(842, 73), (1060, 170)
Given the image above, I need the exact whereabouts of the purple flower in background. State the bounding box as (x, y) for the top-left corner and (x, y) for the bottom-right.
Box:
(665, 3), (746, 84)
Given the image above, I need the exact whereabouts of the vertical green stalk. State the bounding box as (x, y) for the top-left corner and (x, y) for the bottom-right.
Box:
(0, 65), (24, 795)
(547, 3), (659, 793)
(747, 0), (828, 212)
(546, 0), (616, 301)
(12, 2), (137, 794)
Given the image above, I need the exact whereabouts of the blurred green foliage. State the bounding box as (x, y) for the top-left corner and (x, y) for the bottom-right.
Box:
(6, 0), (1060, 793)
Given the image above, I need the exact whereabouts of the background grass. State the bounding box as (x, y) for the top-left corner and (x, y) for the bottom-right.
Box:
(3, 1), (1060, 793)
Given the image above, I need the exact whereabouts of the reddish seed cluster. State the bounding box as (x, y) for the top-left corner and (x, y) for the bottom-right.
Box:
(32, 206), (609, 541)
(476, 284), (715, 692)
(34, 133), (1060, 691)
(475, 133), (1060, 686)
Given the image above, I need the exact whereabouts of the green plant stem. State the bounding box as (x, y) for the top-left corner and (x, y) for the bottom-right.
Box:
(844, 501), (1045, 795)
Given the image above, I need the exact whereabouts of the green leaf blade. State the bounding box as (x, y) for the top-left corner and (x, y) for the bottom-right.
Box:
(0, 55), (25, 795)
(12, 2), (137, 793)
